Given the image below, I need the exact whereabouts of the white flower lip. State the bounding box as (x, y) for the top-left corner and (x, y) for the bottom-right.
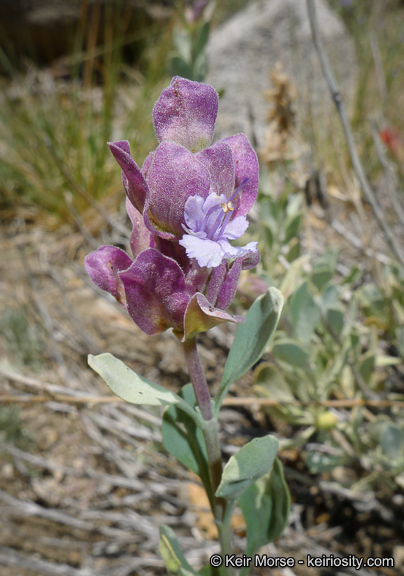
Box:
(179, 191), (258, 268)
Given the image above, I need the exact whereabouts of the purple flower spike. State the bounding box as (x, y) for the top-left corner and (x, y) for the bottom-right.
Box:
(85, 246), (133, 307)
(86, 76), (261, 341)
(120, 249), (191, 336)
(153, 76), (218, 153)
(179, 192), (259, 268)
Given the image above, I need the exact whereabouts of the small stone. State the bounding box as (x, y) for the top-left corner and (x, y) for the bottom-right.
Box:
(207, 0), (357, 148)
(37, 425), (59, 450)
(1, 463), (14, 479)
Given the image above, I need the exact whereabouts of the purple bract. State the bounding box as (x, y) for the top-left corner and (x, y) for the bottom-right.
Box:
(85, 76), (260, 340)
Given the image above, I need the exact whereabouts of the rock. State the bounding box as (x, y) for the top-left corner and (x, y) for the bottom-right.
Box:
(206, 0), (357, 148)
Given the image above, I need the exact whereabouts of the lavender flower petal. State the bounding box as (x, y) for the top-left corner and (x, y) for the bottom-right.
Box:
(153, 77), (218, 153)
(179, 191), (259, 268)
(183, 195), (206, 231)
(222, 215), (249, 240)
(84, 246), (132, 307)
(179, 235), (224, 268)
(217, 239), (259, 261)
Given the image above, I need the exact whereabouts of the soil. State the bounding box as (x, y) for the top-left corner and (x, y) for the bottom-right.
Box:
(0, 205), (403, 576)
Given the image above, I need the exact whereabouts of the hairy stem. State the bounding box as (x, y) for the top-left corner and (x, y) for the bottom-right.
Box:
(182, 337), (235, 575)
(182, 337), (213, 421)
(203, 421), (236, 576)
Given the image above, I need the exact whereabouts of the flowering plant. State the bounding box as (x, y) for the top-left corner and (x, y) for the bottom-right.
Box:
(86, 77), (288, 575)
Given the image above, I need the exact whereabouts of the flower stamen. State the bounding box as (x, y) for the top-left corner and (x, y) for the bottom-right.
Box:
(207, 209), (226, 240)
(217, 209), (233, 239)
(221, 201), (234, 213)
(229, 177), (249, 203)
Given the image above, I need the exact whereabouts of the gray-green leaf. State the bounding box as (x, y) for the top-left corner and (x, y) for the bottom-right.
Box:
(159, 525), (198, 576)
(162, 384), (212, 505)
(88, 353), (180, 406)
(290, 281), (320, 345)
(216, 435), (278, 500)
(272, 339), (309, 367)
(215, 288), (283, 415)
(239, 458), (290, 565)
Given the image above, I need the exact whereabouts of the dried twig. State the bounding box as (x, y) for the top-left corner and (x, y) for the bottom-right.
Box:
(223, 397), (404, 409)
(0, 488), (128, 537)
(2, 391), (403, 409)
(41, 255), (101, 354)
(306, 0), (404, 267)
(331, 219), (391, 264)
(87, 410), (161, 443)
(19, 248), (74, 384)
(44, 137), (130, 238)
(0, 442), (142, 491)
(285, 466), (404, 533)
(0, 545), (96, 576)
(369, 31), (387, 104)
(64, 191), (100, 249)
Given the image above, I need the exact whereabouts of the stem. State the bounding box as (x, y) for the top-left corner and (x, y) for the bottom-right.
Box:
(182, 337), (236, 576)
(182, 337), (213, 421)
(203, 423), (236, 576)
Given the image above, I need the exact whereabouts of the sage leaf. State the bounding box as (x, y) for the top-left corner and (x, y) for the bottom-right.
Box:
(271, 339), (309, 367)
(88, 353), (180, 406)
(215, 288), (283, 414)
(162, 384), (212, 505)
(239, 458), (290, 569)
(216, 435), (278, 500)
(290, 281), (320, 344)
(159, 525), (198, 576)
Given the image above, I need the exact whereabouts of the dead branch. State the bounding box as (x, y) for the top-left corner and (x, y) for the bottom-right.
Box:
(306, 0), (404, 267)
(0, 488), (128, 538)
(19, 248), (74, 384)
(44, 137), (130, 239)
(42, 254), (101, 353)
(2, 390), (403, 409)
(0, 545), (96, 576)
